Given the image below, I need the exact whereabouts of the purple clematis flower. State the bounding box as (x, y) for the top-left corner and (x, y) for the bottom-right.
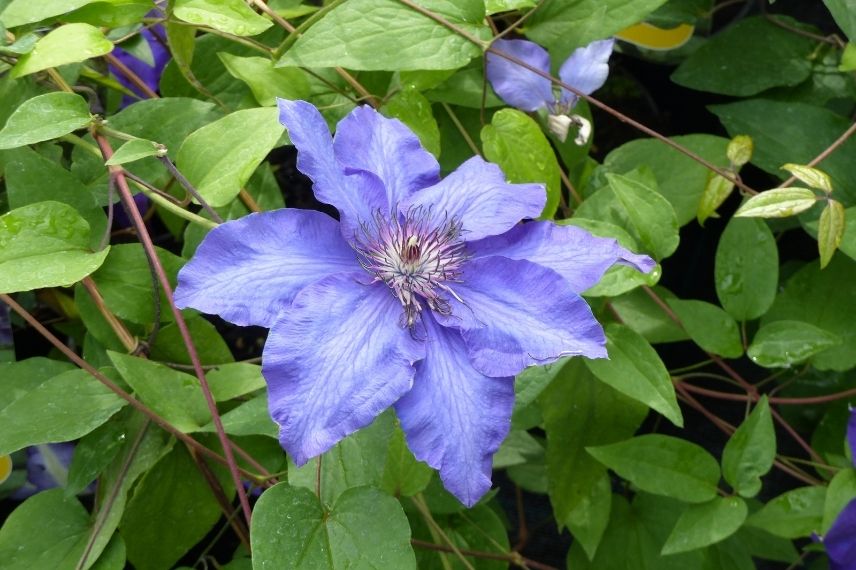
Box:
(821, 408), (856, 569)
(110, 20), (170, 107)
(10, 443), (76, 500)
(174, 99), (654, 506)
(486, 38), (614, 145)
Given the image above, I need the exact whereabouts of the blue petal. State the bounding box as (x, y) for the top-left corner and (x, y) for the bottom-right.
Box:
(333, 105), (440, 213)
(403, 156), (545, 241)
(277, 99), (385, 236)
(848, 407), (856, 466)
(436, 256), (607, 377)
(395, 312), (513, 507)
(468, 221), (655, 293)
(826, 498), (856, 570)
(263, 275), (424, 465)
(486, 39), (554, 112)
(558, 38), (614, 106)
(175, 209), (360, 327)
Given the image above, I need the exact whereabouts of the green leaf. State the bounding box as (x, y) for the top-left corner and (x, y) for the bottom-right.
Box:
(481, 108), (561, 218)
(746, 486), (826, 538)
(610, 285), (690, 344)
(727, 135), (754, 167)
(672, 17), (813, 96)
(818, 199), (846, 268)
(122, 445), (234, 570)
(747, 320), (841, 368)
(218, 53), (310, 106)
(174, 0), (272, 36)
(512, 358), (568, 429)
(66, 417), (126, 496)
(566, 472), (612, 560)
(252, 484), (416, 569)
(721, 396), (776, 498)
(382, 87), (441, 158)
(841, 42), (856, 71)
(0, 92), (91, 149)
(201, 394), (276, 437)
(0, 369), (125, 455)
(11, 23), (113, 78)
(485, 0), (536, 15)
(410, 502), (510, 568)
(0, 357), (75, 410)
(666, 299), (743, 358)
(662, 497), (748, 554)
(64, 0), (153, 28)
(0, 201), (110, 293)
(734, 188), (817, 218)
(782, 163), (834, 193)
(823, 0), (856, 41)
(605, 172), (680, 259)
(715, 217), (778, 321)
(494, 429), (543, 469)
(176, 107), (283, 207)
(541, 359), (648, 522)
(206, 362), (266, 401)
(107, 352), (210, 432)
(0, 0), (99, 27)
(381, 425), (433, 497)
(587, 435), (720, 503)
(585, 323), (683, 427)
(149, 318), (234, 366)
(277, 0), (488, 71)
(104, 138), (164, 166)
(822, 468), (856, 533)
(697, 172), (735, 225)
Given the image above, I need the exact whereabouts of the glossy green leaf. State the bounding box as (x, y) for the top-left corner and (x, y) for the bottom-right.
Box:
(606, 172), (680, 259)
(66, 417), (126, 496)
(585, 323), (683, 427)
(382, 87), (441, 158)
(823, 0), (856, 41)
(587, 435), (720, 503)
(667, 299), (743, 358)
(662, 497), (748, 554)
(173, 0), (272, 36)
(218, 53), (310, 106)
(0, 357), (75, 410)
(697, 172), (735, 225)
(746, 486), (826, 538)
(251, 484), (416, 569)
(485, 0), (536, 14)
(176, 107), (283, 207)
(149, 318), (235, 366)
(481, 108), (561, 218)
(64, 0), (153, 27)
(0, 92), (91, 149)
(715, 217), (778, 321)
(201, 394), (276, 438)
(721, 397), (776, 498)
(512, 358), (568, 430)
(818, 199), (846, 268)
(11, 23), (113, 78)
(206, 362), (266, 402)
(382, 425), (433, 497)
(0, 0), (99, 27)
(734, 188), (817, 218)
(567, 472), (612, 560)
(0, 369), (125, 455)
(104, 138), (164, 166)
(822, 468), (856, 533)
(610, 286), (690, 344)
(747, 320), (841, 368)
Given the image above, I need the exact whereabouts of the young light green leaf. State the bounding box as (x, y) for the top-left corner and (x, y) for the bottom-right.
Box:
(782, 163), (834, 193)
(727, 135), (753, 167)
(218, 53), (310, 106)
(0, 201), (110, 294)
(697, 172), (735, 225)
(173, 0), (272, 36)
(746, 486), (826, 538)
(841, 42), (856, 71)
(606, 172), (680, 259)
(585, 323), (683, 427)
(818, 199), (845, 268)
(251, 484), (417, 569)
(587, 435), (721, 503)
(747, 320), (841, 368)
(481, 108), (561, 218)
(666, 299), (743, 358)
(104, 138), (165, 165)
(734, 188), (817, 218)
(0, 92), (91, 149)
(661, 496), (748, 554)
(715, 217), (778, 320)
(11, 23), (113, 78)
(176, 107), (283, 207)
(721, 396), (776, 498)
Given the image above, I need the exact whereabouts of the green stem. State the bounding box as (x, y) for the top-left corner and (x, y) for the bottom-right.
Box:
(128, 178), (218, 230)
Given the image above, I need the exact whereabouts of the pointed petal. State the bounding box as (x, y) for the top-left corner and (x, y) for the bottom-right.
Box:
(396, 313), (513, 507)
(826, 499), (856, 570)
(558, 38), (614, 106)
(469, 221), (655, 293)
(403, 156), (545, 241)
(333, 105), (440, 211)
(277, 98), (384, 236)
(437, 257), (606, 377)
(486, 39), (554, 112)
(263, 276), (424, 465)
(175, 209), (360, 327)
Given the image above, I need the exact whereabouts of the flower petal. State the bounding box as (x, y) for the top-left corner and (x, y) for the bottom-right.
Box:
(175, 209), (360, 327)
(848, 407), (856, 466)
(403, 156), (545, 241)
(437, 256), (607, 377)
(486, 39), (554, 112)
(469, 221), (655, 293)
(826, 498), (856, 570)
(277, 98), (385, 235)
(395, 313), (513, 507)
(558, 38), (614, 106)
(263, 275), (424, 465)
(333, 105), (440, 212)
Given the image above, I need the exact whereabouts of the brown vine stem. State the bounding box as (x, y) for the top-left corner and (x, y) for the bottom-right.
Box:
(680, 382), (856, 406)
(776, 119), (856, 189)
(80, 276), (137, 352)
(411, 539), (559, 570)
(104, 53), (160, 100)
(93, 132), (254, 527)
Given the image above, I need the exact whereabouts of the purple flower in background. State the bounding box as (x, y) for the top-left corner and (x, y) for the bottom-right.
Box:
(820, 408), (856, 569)
(486, 38), (614, 145)
(110, 22), (170, 106)
(174, 100), (653, 506)
(10, 443), (75, 500)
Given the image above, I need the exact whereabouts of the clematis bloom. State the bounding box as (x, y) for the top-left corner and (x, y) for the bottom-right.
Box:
(486, 38), (614, 144)
(174, 99), (653, 506)
(821, 409), (856, 569)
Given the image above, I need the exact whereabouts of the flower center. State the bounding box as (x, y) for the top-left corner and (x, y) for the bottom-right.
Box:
(355, 208), (466, 328)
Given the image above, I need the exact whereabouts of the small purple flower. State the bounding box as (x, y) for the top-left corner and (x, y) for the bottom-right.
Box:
(818, 408), (856, 569)
(174, 100), (653, 506)
(10, 443), (75, 500)
(110, 23), (170, 106)
(486, 38), (614, 145)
